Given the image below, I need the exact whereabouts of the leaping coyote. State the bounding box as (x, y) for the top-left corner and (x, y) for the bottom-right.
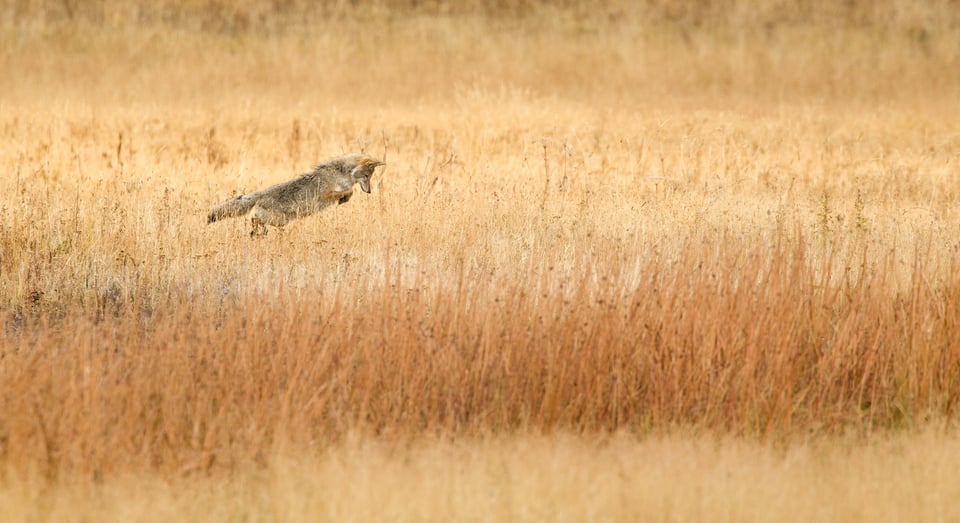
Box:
(207, 153), (384, 236)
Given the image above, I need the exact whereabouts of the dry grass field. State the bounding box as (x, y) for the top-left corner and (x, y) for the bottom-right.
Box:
(2, 0), (960, 520)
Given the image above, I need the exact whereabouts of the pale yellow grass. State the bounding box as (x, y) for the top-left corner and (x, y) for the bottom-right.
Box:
(4, 431), (960, 522)
(3, 101), (957, 307)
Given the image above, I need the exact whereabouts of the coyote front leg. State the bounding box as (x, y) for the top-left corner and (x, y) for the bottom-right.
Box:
(336, 188), (354, 205)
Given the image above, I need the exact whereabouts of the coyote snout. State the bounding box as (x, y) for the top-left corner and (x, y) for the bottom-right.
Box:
(207, 153), (384, 237)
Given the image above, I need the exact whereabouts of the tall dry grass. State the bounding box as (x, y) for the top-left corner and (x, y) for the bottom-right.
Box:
(1, 1), (960, 516)
(4, 226), (960, 478)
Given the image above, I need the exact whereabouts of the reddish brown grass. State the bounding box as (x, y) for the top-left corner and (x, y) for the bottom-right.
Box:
(3, 231), (958, 478)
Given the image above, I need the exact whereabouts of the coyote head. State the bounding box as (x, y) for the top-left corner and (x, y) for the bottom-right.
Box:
(349, 155), (384, 193)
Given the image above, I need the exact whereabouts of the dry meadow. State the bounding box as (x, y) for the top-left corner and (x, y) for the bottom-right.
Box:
(2, 0), (960, 520)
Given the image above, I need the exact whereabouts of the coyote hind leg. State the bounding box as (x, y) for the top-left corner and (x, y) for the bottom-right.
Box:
(249, 206), (290, 238)
(250, 216), (269, 237)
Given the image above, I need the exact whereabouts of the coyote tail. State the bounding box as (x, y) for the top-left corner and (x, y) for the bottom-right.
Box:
(207, 194), (258, 223)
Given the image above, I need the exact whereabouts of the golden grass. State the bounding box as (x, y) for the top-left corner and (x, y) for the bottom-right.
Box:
(2, 1), (960, 518)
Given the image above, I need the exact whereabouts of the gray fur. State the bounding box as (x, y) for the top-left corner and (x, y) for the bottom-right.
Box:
(207, 153), (383, 236)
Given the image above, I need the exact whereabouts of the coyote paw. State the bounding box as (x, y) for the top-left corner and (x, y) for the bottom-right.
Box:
(250, 217), (269, 238)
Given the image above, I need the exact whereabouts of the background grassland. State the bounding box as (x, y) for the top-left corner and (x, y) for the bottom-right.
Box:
(2, 0), (960, 519)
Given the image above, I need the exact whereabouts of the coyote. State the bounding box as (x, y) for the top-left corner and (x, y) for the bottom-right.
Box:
(207, 153), (384, 236)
